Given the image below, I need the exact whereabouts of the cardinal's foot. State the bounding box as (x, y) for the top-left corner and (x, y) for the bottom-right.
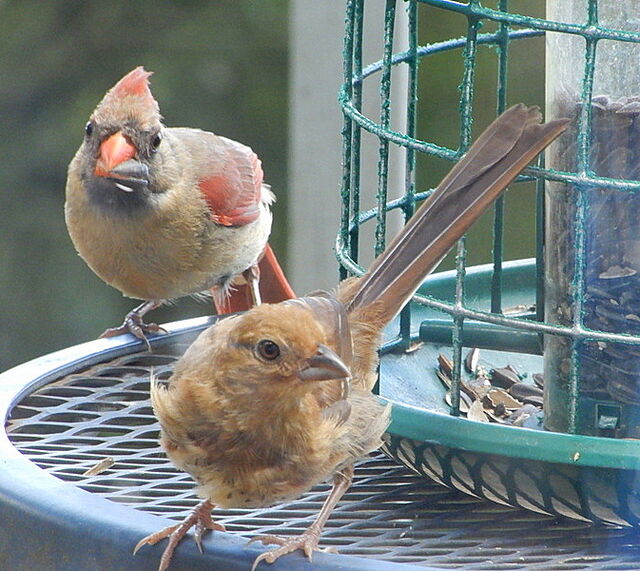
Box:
(134, 499), (223, 571)
(100, 301), (166, 349)
(249, 529), (333, 570)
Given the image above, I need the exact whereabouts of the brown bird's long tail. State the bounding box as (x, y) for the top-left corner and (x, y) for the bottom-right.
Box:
(346, 104), (569, 322)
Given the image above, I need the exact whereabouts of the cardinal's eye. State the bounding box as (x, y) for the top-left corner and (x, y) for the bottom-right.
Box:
(85, 121), (94, 138)
(151, 132), (162, 151)
(257, 339), (281, 361)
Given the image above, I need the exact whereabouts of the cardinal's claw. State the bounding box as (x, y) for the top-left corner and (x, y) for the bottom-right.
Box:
(100, 300), (165, 350)
(133, 523), (181, 554)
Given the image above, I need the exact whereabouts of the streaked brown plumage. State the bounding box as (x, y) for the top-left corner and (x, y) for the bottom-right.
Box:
(65, 67), (293, 345)
(135, 105), (569, 570)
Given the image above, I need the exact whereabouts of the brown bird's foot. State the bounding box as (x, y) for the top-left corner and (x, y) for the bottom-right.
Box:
(133, 499), (223, 571)
(99, 300), (165, 350)
(248, 529), (330, 570)
(249, 466), (354, 570)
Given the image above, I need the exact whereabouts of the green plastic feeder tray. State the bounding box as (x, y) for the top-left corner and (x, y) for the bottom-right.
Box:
(379, 260), (640, 526)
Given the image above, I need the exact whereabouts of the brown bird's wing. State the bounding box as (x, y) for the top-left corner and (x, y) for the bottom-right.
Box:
(346, 104), (570, 322)
(198, 136), (266, 227)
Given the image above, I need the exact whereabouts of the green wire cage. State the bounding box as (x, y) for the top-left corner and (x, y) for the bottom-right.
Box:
(338, 0), (640, 525)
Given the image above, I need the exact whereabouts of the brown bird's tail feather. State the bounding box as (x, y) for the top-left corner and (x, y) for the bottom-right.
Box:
(346, 104), (569, 322)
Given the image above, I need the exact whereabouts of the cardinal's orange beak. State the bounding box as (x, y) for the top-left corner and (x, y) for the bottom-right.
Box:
(94, 132), (137, 177)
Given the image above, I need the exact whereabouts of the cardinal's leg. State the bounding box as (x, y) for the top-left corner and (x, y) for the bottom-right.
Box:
(242, 264), (262, 306)
(100, 300), (166, 350)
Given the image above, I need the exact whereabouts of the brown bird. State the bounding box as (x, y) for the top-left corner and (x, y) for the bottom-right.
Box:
(134, 105), (569, 570)
(65, 67), (293, 345)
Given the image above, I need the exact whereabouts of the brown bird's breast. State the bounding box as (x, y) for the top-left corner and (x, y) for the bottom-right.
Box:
(161, 422), (337, 510)
(157, 385), (389, 510)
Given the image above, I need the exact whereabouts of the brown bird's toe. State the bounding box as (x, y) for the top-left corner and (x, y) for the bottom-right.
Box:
(248, 529), (326, 571)
(133, 499), (222, 571)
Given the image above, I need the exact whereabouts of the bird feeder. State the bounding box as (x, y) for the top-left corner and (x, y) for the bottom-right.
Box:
(6, 2), (640, 569)
(545, 0), (640, 436)
(339, 0), (640, 526)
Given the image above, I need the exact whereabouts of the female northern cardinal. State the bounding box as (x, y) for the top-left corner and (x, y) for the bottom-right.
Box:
(134, 105), (568, 570)
(65, 67), (293, 345)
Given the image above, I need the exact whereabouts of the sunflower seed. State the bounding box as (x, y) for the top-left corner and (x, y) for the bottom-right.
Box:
(467, 399), (489, 422)
(464, 348), (480, 374)
(491, 367), (520, 389)
(484, 388), (522, 410)
(532, 373), (544, 388)
(438, 353), (453, 377)
(509, 382), (544, 401)
(82, 457), (115, 477)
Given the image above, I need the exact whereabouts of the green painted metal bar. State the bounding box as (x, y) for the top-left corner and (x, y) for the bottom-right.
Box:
(450, 239), (466, 418)
(413, 0), (640, 44)
(374, 0), (397, 257)
(342, 93), (640, 192)
(399, 0), (419, 347)
(491, 0), (509, 315)
(349, 0), (365, 275)
(420, 319), (541, 355)
(535, 156), (545, 326)
(447, 10), (480, 417)
(340, 0), (357, 281)
(566, 2), (599, 434)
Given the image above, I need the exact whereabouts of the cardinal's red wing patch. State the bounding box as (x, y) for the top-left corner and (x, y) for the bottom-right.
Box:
(198, 139), (264, 227)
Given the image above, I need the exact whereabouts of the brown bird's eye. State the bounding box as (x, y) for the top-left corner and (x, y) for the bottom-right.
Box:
(151, 132), (162, 150)
(85, 121), (94, 138)
(257, 339), (281, 361)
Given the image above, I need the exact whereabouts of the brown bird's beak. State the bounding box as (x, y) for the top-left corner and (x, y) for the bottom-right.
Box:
(298, 344), (351, 381)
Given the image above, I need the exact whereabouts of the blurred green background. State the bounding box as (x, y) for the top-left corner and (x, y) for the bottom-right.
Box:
(0, 1), (544, 371)
(0, 1), (288, 371)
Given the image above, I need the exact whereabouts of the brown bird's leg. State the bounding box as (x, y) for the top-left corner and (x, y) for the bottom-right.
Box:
(133, 499), (224, 571)
(100, 300), (166, 349)
(249, 466), (354, 570)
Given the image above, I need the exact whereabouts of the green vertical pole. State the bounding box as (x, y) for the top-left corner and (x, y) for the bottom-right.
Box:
(340, 0), (357, 281)
(491, 0), (509, 314)
(375, 0), (397, 257)
(399, 0), (419, 345)
(567, 0), (599, 433)
(449, 11), (480, 416)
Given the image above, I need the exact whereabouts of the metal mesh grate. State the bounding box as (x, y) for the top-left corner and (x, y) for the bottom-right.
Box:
(6, 347), (640, 569)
